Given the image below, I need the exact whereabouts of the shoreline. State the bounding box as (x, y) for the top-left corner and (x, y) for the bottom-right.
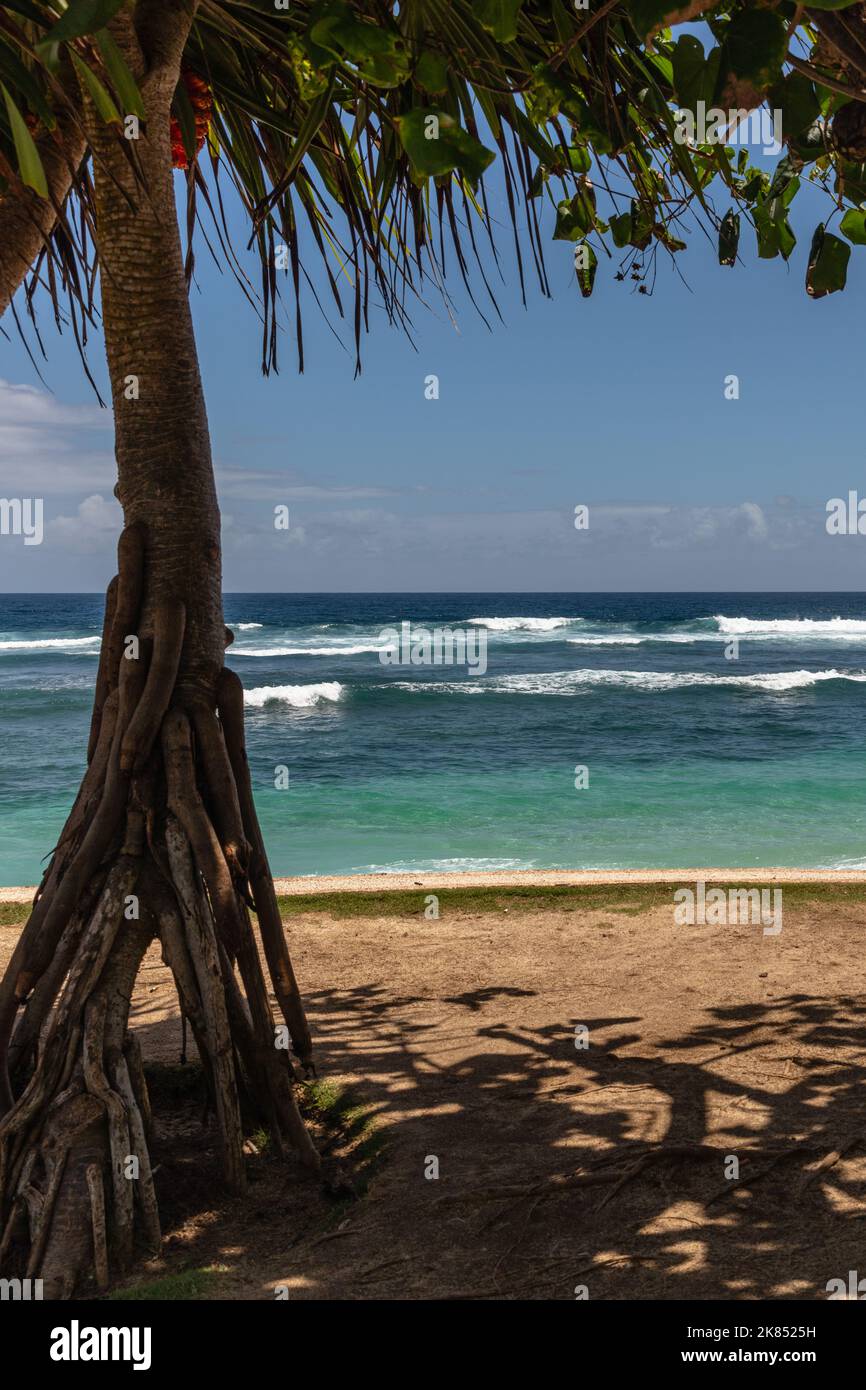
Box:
(2, 864), (865, 905)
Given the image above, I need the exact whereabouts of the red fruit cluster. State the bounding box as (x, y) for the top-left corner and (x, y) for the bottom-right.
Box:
(170, 69), (213, 170)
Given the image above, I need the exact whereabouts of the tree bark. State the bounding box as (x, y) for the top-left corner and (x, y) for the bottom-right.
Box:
(0, 120), (87, 320)
(0, 0), (318, 1297)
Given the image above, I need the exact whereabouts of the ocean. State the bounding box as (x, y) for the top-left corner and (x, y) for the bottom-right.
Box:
(1, 592), (865, 887)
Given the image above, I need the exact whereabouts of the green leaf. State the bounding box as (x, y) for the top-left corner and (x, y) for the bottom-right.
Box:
(574, 242), (597, 298)
(610, 211), (632, 248)
(310, 2), (410, 87)
(71, 51), (120, 124)
(629, 197), (653, 250)
(672, 35), (720, 110)
(475, 0), (523, 44)
(840, 208), (866, 244)
(569, 97), (616, 155)
(39, 0), (126, 46)
(172, 71), (197, 163)
(806, 224), (850, 297)
(768, 72), (821, 143)
(525, 64), (566, 125)
(835, 160), (866, 206)
(528, 164), (547, 199)
(568, 143), (591, 174)
(396, 109), (495, 183)
(719, 11), (787, 92)
(95, 29), (145, 119)
(0, 43), (56, 130)
(627, 1), (702, 43)
(1, 82), (48, 196)
(414, 51), (448, 95)
(789, 119), (826, 165)
(553, 183), (597, 241)
(754, 202), (795, 261)
(718, 209), (740, 266)
(654, 224), (686, 253)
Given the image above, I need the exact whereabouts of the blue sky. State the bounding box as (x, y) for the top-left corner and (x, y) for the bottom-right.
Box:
(1, 117), (866, 592)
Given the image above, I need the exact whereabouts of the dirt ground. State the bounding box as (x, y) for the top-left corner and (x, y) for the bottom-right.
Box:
(3, 893), (866, 1300)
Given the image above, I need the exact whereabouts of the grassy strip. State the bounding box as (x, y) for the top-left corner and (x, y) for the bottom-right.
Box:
(274, 880), (866, 920)
(2, 879), (866, 930)
(302, 1078), (385, 1200)
(107, 1266), (223, 1301)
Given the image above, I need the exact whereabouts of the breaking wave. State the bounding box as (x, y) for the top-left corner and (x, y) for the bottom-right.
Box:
(392, 668), (866, 695)
(243, 681), (344, 708)
(0, 636), (101, 652)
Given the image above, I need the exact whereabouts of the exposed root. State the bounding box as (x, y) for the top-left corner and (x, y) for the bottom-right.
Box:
(188, 696), (250, 882)
(218, 666), (313, 1068)
(0, 520), (321, 1295)
(86, 1163), (109, 1291)
(121, 599), (186, 774)
(163, 815), (246, 1193)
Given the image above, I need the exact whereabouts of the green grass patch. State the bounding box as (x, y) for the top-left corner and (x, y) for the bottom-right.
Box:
(303, 1078), (374, 1139)
(107, 1266), (222, 1301)
(274, 880), (866, 922)
(0, 902), (29, 928)
(4, 879), (866, 936)
(301, 1079), (384, 1182)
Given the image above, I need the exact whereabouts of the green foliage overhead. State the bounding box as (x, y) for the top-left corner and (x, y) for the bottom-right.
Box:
(3, 0), (866, 374)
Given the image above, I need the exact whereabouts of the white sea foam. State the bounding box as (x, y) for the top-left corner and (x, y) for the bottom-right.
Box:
(243, 681), (344, 708)
(567, 635), (645, 646)
(235, 622), (263, 630)
(465, 616), (575, 632)
(712, 615), (866, 639)
(392, 668), (866, 695)
(234, 644), (386, 657)
(356, 856), (539, 872)
(0, 636), (101, 652)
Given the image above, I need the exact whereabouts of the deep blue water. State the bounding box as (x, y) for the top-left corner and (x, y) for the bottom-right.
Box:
(1, 591), (866, 884)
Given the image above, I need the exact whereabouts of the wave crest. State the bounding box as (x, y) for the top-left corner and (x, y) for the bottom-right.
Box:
(0, 636), (101, 652)
(466, 616), (575, 632)
(243, 681), (344, 708)
(392, 668), (866, 695)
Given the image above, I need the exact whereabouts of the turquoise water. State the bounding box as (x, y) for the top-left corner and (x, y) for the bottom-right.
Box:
(1, 592), (866, 885)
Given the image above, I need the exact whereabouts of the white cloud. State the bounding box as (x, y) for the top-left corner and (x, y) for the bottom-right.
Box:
(215, 463), (397, 503)
(48, 493), (122, 552)
(0, 378), (114, 495)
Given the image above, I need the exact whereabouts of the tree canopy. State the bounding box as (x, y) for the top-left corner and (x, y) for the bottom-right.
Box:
(3, 1), (866, 373)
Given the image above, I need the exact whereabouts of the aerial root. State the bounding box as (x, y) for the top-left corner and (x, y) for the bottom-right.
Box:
(163, 815), (246, 1193)
(0, 518), (324, 1293)
(120, 599), (186, 775)
(86, 1163), (109, 1291)
(218, 666), (313, 1069)
(187, 696), (250, 884)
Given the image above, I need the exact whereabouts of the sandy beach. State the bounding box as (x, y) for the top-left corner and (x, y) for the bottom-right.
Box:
(2, 875), (864, 1299)
(2, 864), (866, 905)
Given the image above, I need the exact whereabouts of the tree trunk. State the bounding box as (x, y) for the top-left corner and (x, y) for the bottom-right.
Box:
(0, 66), (87, 318)
(0, 3), (318, 1298)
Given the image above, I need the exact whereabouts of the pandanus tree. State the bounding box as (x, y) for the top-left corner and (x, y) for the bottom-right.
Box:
(1, 0), (866, 1298)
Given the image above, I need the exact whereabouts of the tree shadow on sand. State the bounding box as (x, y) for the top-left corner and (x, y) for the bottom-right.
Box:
(119, 968), (866, 1301)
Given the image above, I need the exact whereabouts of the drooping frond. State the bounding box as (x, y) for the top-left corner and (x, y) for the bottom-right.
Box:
(2, 1), (866, 375)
